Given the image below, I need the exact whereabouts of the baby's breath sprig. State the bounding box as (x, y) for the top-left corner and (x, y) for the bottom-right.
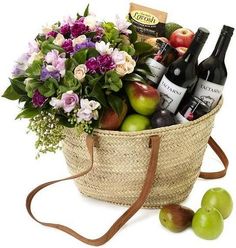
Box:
(28, 111), (65, 158)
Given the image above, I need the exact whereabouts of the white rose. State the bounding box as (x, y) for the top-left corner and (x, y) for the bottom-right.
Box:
(74, 64), (87, 81)
(116, 64), (128, 77)
(42, 25), (53, 35)
(84, 15), (99, 29)
(95, 41), (113, 55)
(115, 52), (136, 76)
(72, 35), (87, 47)
(53, 33), (65, 46)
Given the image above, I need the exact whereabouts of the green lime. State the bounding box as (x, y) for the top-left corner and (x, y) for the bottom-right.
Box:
(165, 22), (183, 39)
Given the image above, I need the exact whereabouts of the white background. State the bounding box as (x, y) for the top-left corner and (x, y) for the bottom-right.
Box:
(0, 0), (235, 247)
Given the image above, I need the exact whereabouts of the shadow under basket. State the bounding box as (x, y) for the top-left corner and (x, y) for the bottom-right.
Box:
(62, 99), (223, 208)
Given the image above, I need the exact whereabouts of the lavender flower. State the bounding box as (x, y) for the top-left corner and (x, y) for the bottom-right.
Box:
(115, 16), (132, 35)
(32, 90), (47, 107)
(77, 99), (101, 123)
(40, 67), (60, 81)
(62, 39), (73, 53)
(71, 22), (87, 38)
(74, 41), (95, 53)
(12, 53), (30, 77)
(97, 54), (115, 73)
(60, 24), (71, 37)
(85, 57), (100, 74)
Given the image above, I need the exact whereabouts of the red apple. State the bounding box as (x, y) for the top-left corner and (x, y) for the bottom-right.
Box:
(99, 101), (128, 130)
(169, 28), (194, 48)
(176, 46), (188, 56)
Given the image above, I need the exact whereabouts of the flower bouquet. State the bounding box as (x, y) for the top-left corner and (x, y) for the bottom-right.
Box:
(3, 5), (154, 156)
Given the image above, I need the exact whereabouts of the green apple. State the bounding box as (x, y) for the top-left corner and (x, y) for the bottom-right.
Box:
(121, 114), (151, 132)
(125, 82), (160, 116)
(201, 187), (233, 219)
(192, 207), (224, 240)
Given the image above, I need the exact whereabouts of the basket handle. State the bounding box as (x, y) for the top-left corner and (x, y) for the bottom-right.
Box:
(200, 136), (229, 179)
(26, 135), (161, 246)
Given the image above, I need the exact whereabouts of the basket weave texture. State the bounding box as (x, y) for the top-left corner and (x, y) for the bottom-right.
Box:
(62, 100), (222, 208)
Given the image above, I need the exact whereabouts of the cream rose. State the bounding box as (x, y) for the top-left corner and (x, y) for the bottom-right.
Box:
(115, 52), (136, 76)
(72, 35), (87, 47)
(74, 64), (87, 81)
(53, 33), (65, 46)
(84, 15), (99, 29)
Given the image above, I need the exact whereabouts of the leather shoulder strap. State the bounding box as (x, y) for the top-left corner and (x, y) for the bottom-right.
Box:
(26, 135), (161, 246)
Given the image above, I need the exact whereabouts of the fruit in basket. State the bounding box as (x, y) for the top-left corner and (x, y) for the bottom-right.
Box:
(165, 22), (183, 39)
(99, 101), (128, 130)
(192, 207), (224, 239)
(121, 114), (151, 132)
(176, 46), (188, 56)
(151, 107), (177, 128)
(125, 82), (160, 116)
(201, 187), (233, 219)
(169, 28), (194, 48)
(159, 204), (194, 232)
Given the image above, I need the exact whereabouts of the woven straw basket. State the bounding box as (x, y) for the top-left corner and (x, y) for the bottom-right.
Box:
(62, 99), (223, 208)
(26, 99), (228, 246)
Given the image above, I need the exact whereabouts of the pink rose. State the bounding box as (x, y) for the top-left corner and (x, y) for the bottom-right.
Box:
(61, 91), (79, 112)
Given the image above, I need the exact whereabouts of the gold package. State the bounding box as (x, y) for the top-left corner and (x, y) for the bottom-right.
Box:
(129, 3), (168, 41)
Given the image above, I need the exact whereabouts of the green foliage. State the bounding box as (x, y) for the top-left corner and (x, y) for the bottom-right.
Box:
(10, 78), (26, 95)
(118, 43), (135, 56)
(38, 78), (56, 97)
(73, 49), (88, 64)
(2, 85), (20, 100)
(104, 71), (123, 92)
(107, 94), (123, 115)
(65, 58), (78, 71)
(134, 42), (153, 56)
(123, 73), (146, 84)
(102, 22), (121, 45)
(26, 60), (43, 77)
(16, 108), (41, 119)
(83, 4), (90, 16)
(89, 82), (107, 107)
(128, 25), (138, 43)
(25, 79), (41, 97)
(41, 40), (64, 54)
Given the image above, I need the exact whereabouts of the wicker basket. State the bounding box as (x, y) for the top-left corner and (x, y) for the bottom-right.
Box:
(62, 99), (223, 208)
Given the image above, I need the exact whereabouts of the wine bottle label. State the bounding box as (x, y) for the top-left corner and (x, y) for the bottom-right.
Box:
(175, 112), (189, 123)
(157, 76), (187, 113)
(194, 78), (224, 109)
(146, 58), (167, 83)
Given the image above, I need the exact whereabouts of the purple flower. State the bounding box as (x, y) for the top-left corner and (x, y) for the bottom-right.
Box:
(74, 41), (95, 53)
(32, 90), (47, 107)
(47, 31), (58, 38)
(93, 27), (104, 42)
(40, 67), (60, 81)
(97, 54), (115, 73)
(71, 22), (87, 38)
(85, 57), (100, 74)
(62, 39), (73, 53)
(60, 24), (71, 37)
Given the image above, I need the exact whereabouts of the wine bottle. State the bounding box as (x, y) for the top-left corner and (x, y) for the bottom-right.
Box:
(146, 42), (178, 85)
(157, 27), (209, 113)
(193, 25), (234, 109)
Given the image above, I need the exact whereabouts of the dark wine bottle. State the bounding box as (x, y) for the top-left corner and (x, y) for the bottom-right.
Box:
(157, 27), (209, 113)
(193, 25), (234, 109)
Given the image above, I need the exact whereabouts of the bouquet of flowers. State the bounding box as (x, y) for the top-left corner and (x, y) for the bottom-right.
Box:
(2, 5), (153, 156)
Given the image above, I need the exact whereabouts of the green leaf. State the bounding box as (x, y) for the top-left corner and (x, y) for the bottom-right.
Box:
(128, 25), (138, 43)
(87, 48), (99, 58)
(107, 95), (123, 115)
(16, 108), (41, 119)
(56, 114), (74, 128)
(85, 31), (97, 38)
(41, 40), (64, 54)
(86, 74), (103, 86)
(65, 58), (78, 71)
(89, 83), (107, 107)
(38, 79), (56, 97)
(83, 4), (90, 16)
(123, 73), (146, 84)
(2, 85), (20, 100)
(104, 71), (123, 92)
(73, 49), (88, 64)
(10, 78), (26, 95)
(26, 60), (42, 77)
(134, 42), (153, 56)
(63, 71), (78, 87)
(25, 80), (41, 97)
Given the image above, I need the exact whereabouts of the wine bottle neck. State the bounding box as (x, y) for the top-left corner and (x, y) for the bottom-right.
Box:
(211, 34), (231, 61)
(182, 40), (205, 63)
